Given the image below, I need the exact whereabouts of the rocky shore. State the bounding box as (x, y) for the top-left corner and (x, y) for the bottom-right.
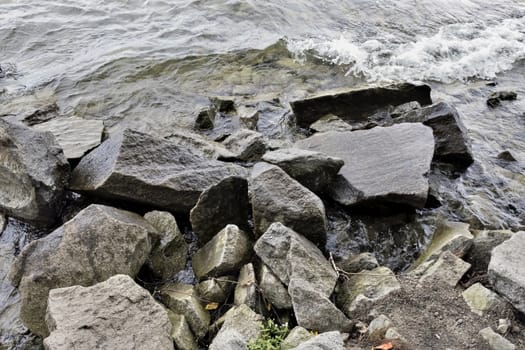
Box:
(0, 83), (523, 350)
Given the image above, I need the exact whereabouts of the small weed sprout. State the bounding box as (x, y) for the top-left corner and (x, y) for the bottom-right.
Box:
(248, 319), (289, 350)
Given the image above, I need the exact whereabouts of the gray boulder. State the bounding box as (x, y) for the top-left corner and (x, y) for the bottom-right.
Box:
(167, 311), (198, 350)
(190, 176), (250, 245)
(197, 277), (235, 304)
(309, 114), (353, 133)
(290, 83), (432, 128)
(488, 231), (525, 314)
(209, 304), (263, 350)
(257, 264), (292, 310)
(44, 275), (174, 350)
(192, 225), (252, 280)
(8, 204), (154, 336)
(395, 102), (473, 167)
(70, 129), (247, 212)
(337, 253), (379, 274)
(479, 327), (516, 350)
(0, 119), (70, 225)
(222, 129), (267, 161)
(296, 123), (434, 208)
(261, 148), (344, 194)
(416, 251), (471, 287)
(291, 331), (345, 350)
(280, 327), (314, 350)
(164, 128), (236, 160)
(234, 263), (258, 310)
(32, 117), (104, 159)
(250, 163), (327, 245)
(466, 230), (513, 274)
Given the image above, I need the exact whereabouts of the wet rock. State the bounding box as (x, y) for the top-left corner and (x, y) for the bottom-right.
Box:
(222, 129), (267, 161)
(144, 211), (188, 280)
(309, 114), (353, 133)
(337, 253), (379, 274)
(0, 119), (70, 226)
(291, 331), (345, 350)
(234, 263), (258, 310)
(290, 83), (432, 128)
(257, 264), (292, 310)
(70, 129), (246, 212)
(488, 231), (525, 314)
(280, 327), (314, 350)
(390, 101), (421, 118)
(159, 283), (210, 339)
(289, 278), (352, 332)
(261, 148), (344, 194)
(0, 88), (58, 126)
(497, 150), (517, 162)
(417, 251), (471, 287)
(211, 96), (235, 113)
(462, 283), (506, 316)
(164, 129), (236, 160)
(237, 105), (259, 130)
(32, 117), (104, 159)
(336, 267), (401, 317)
(250, 163), (327, 245)
(466, 230), (513, 274)
(194, 108), (215, 130)
(368, 315), (393, 340)
(413, 221), (473, 267)
(192, 224), (252, 280)
(197, 277), (235, 304)
(209, 304), (263, 350)
(254, 223), (337, 297)
(190, 176), (250, 246)
(487, 91), (517, 108)
(296, 123), (434, 209)
(44, 275), (174, 350)
(479, 327), (516, 350)
(8, 204), (154, 336)
(394, 102), (473, 167)
(167, 311), (198, 350)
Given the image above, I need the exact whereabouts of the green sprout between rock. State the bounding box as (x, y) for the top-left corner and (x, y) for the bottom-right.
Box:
(248, 319), (289, 350)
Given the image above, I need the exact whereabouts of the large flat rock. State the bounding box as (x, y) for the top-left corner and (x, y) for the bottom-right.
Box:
(44, 275), (174, 350)
(296, 123), (434, 208)
(70, 129), (247, 212)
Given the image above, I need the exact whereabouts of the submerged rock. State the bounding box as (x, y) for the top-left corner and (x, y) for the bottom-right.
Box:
(296, 123), (434, 209)
(290, 83), (432, 128)
(70, 129), (246, 212)
(487, 91), (517, 108)
(8, 204), (154, 336)
(44, 275), (174, 350)
(209, 304), (263, 350)
(250, 163), (327, 245)
(0, 119), (70, 226)
(261, 148), (344, 194)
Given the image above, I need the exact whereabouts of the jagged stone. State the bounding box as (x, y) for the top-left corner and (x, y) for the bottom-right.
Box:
(197, 277), (235, 304)
(466, 230), (513, 274)
(280, 326), (314, 350)
(194, 108), (214, 130)
(164, 128), (236, 160)
(0, 119), (70, 225)
(190, 176), (250, 245)
(368, 315), (393, 340)
(222, 129), (267, 161)
(8, 204), (154, 336)
(209, 304), (263, 350)
(462, 283), (506, 316)
(479, 327), (516, 350)
(258, 264), (292, 310)
(167, 311), (198, 350)
(32, 117), (104, 159)
(296, 123), (434, 209)
(291, 331), (345, 350)
(237, 105), (259, 130)
(488, 231), (525, 314)
(417, 251), (471, 287)
(234, 263), (258, 310)
(70, 129), (246, 212)
(44, 275), (173, 350)
(309, 114), (353, 133)
(159, 283), (210, 339)
(390, 101), (421, 117)
(250, 163), (327, 245)
(337, 253), (379, 274)
(487, 91), (517, 108)
(192, 225), (252, 280)
(261, 148), (344, 194)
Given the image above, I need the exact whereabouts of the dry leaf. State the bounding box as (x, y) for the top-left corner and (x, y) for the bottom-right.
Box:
(374, 342), (393, 350)
(205, 302), (219, 310)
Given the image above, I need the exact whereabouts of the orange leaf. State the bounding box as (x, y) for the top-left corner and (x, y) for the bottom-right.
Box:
(205, 302), (219, 310)
(374, 342), (393, 350)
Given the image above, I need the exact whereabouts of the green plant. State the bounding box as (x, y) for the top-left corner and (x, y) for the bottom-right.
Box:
(248, 319), (289, 350)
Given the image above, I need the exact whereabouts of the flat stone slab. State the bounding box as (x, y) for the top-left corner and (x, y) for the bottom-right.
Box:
(296, 123), (434, 208)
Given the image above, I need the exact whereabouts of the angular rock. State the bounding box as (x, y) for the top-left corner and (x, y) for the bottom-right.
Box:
(0, 119), (70, 225)
(197, 277), (235, 304)
(466, 230), (513, 274)
(144, 211), (188, 280)
(395, 102), (473, 167)
(164, 128), (236, 160)
(194, 108), (214, 130)
(291, 331), (345, 350)
(479, 327), (516, 350)
(234, 263), (258, 310)
(209, 304), (263, 350)
(237, 105), (259, 130)
(337, 267), (401, 317)
(385, 328), (407, 344)
(487, 91), (517, 108)
(280, 326), (314, 350)
(261, 148), (344, 194)
(488, 231), (525, 314)
(250, 163), (327, 244)
(258, 264), (292, 310)
(337, 253), (379, 274)
(70, 129), (247, 212)
(190, 176), (250, 245)
(44, 275), (173, 350)
(418, 251), (471, 287)
(254, 223), (337, 297)
(368, 315), (393, 340)
(390, 101), (421, 118)
(222, 129), (267, 161)
(192, 224), (252, 280)
(167, 311), (198, 350)
(290, 83), (432, 128)
(32, 117), (104, 159)
(296, 123), (434, 209)
(8, 204), (154, 336)
(159, 283), (210, 339)
(289, 278), (352, 332)
(309, 114), (353, 133)
(211, 96), (235, 113)
(462, 283), (506, 316)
